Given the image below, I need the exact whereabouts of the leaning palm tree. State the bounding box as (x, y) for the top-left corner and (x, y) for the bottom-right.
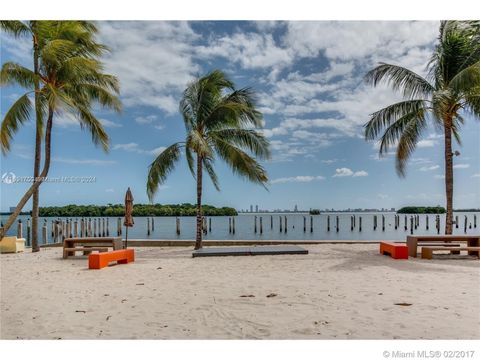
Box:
(147, 70), (270, 249)
(0, 20), (102, 250)
(0, 21), (121, 238)
(364, 21), (480, 234)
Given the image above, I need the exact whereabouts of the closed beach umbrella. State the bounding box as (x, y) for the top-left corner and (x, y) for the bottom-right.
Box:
(124, 187), (134, 248)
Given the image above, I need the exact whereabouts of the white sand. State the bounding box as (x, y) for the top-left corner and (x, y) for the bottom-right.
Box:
(1, 244), (479, 339)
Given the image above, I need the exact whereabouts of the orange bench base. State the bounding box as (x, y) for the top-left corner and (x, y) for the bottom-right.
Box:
(89, 249), (135, 269)
(380, 242), (408, 259)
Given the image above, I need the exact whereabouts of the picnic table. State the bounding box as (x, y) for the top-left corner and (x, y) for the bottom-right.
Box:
(406, 235), (480, 258)
(63, 237), (123, 259)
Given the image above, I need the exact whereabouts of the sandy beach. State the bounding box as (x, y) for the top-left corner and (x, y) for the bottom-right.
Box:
(1, 244), (479, 340)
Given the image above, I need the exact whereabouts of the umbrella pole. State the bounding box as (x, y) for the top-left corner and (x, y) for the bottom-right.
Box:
(125, 226), (128, 249)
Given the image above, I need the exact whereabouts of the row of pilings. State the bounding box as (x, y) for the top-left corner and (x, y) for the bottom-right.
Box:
(5, 213), (478, 245)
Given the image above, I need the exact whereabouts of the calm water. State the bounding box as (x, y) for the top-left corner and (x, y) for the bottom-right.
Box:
(2, 212), (479, 245)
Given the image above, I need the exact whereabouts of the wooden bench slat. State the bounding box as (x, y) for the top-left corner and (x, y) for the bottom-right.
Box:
(421, 246), (480, 260)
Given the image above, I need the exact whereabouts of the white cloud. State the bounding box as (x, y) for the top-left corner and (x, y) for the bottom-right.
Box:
(419, 165), (440, 171)
(99, 21), (200, 115)
(417, 139), (436, 148)
(135, 115), (157, 124)
(434, 174), (445, 179)
(333, 167), (368, 177)
(333, 167), (353, 177)
(321, 159), (339, 164)
(353, 170), (368, 177)
(105, 188), (115, 193)
(472, 173), (480, 178)
(53, 157), (116, 165)
(271, 175), (325, 184)
(100, 119), (122, 128)
(284, 21), (438, 69)
(113, 142), (165, 155)
(196, 32), (293, 70)
(453, 164), (470, 169)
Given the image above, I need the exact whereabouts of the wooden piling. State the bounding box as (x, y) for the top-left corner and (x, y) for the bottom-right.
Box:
(260, 217), (263, 234)
(232, 217), (235, 234)
(455, 215), (459, 229)
(279, 216), (283, 232)
(310, 216), (313, 233)
(254, 216), (257, 233)
(26, 218), (31, 245)
(117, 218), (121, 236)
(42, 221), (47, 245)
(271, 215), (273, 229)
(176, 217), (180, 235)
(426, 215), (429, 230)
(151, 217), (155, 232)
(74, 219), (78, 237)
(464, 215), (467, 233)
(147, 217), (151, 236)
(106, 218), (110, 236)
(327, 215), (330, 232)
(209, 218), (211, 232)
(303, 216), (306, 232)
(350, 216), (353, 231)
(436, 215), (440, 234)
(229, 217), (232, 233)
(284, 216), (287, 233)
(336, 215), (339, 233)
(404, 215), (407, 231)
(359, 216), (362, 232)
(474, 215), (477, 228)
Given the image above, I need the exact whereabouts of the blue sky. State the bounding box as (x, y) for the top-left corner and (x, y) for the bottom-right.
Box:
(1, 21), (479, 211)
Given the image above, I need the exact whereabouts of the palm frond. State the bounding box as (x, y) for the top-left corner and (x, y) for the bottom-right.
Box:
(0, 21), (30, 37)
(378, 109), (426, 156)
(147, 143), (182, 201)
(395, 118), (428, 177)
(0, 62), (38, 88)
(448, 60), (480, 94)
(364, 100), (428, 141)
(209, 128), (270, 160)
(212, 137), (269, 187)
(365, 63), (434, 99)
(1, 93), (32, 154)
(203, 157), (220, 191)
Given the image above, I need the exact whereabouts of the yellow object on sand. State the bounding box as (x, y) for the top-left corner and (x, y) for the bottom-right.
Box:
(0, 236), (25, 253)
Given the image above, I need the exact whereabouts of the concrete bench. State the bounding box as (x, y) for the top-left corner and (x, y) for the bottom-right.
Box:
(88, 249), (135, 269)
(421, 246), (480, 260)
(380, 242), (408, 259)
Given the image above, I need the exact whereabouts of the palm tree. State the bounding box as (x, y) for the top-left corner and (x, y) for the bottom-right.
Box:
(364, 21), (480, 234)
(0, 21), (43, 251)
(147, 70), (270, 249)
(0, 20), (100, 250)
(0, 21), (121, 238)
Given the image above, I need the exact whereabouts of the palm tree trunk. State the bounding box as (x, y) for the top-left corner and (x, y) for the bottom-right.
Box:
(31, 31), (41, 252)
(444, 116), (454, 235)
(194, 154), (203, 250)
(0, 107), (53, 239)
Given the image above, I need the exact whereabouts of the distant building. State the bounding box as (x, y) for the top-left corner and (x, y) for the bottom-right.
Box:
(255, 205), (259, 212)
(250, 205), (253, 212)
(390, 208), (396, 212)
(9, 207), (16, 212)
(294, 204), (298, 212)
